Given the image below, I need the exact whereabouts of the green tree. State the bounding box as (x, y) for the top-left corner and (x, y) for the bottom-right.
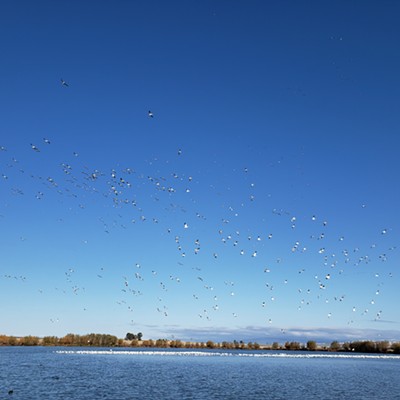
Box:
(125, 332), (137, 340)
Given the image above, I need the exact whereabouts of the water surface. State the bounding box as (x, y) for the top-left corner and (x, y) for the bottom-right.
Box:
(1, 347), (399, 399)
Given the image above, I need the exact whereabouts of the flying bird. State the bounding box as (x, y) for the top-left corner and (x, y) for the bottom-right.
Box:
(148, 110), (154, 118)
(60, 78), (69, 87)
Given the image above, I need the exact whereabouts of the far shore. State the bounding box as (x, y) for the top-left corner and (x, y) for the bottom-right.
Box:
(1, 333), (399, 354)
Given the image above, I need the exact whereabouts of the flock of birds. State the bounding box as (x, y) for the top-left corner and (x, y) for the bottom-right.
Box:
(0, 78), (397, 338)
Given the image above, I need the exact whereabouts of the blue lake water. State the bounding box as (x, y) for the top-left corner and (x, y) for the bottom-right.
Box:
(1, 347), (400, 399)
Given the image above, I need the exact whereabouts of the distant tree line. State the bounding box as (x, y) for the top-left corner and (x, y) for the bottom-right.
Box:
(328, 340), (398, 354)
(0, 333), (121, 347)
(1, 333), (400, 354)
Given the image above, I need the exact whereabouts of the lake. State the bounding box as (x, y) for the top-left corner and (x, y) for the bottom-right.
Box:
(1, 347), (400, 399)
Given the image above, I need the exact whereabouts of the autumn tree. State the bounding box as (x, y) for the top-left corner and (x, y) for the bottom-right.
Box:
(0, 335), (9, 345)
(206, 340), (215, 349)
(376, 341), (389, 353)
(306, 340), (317, 351)
(21, 336), (39, 346)
(391, 342), (400, 354)
(155, 339), (168, 348)
(42, 336), (59, 346)
(329, 341), (341, 352)
(285, 341), (301, 350)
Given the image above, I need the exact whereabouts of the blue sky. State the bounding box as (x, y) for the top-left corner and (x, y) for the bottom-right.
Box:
(1, 0), (399, 344)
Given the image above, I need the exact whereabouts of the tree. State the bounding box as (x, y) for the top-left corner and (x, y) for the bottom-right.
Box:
(42, 336), (59, 346)
(130, 339), (139, 347)
(137, 332), (143, 341)
(155, 339), (168, 348)
(391, 342), (400, 354)
(7, 336), (17, 346)
(342, 342), (352, 352)
(329, 341), (341, 352)
(142, 339), (154, 347)
(285, 341), (301, 350)
(351, 341), (376, 353)
(306, 340), (317, 351)
(206, 340), (215, 349)
(21, 336), (39, 346)
(376, 341), (389, 353)
(125, 332), (137, 340)
(59, 333), (76, 346)
(0, 335), (9, 345)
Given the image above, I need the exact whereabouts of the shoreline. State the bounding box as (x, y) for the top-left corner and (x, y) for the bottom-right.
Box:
(1, 334), (399, 354)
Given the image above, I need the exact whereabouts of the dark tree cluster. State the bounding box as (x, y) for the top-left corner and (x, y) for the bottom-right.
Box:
(334, 340), (394, 353)
(125, 332), (143, 341)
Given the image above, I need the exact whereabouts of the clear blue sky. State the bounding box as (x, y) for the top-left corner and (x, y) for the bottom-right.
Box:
(1, 0), (399, 343)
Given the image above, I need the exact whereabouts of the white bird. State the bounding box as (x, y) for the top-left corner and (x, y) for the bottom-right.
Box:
(148, 110), (154, 118)
(30, 143), (40, 152)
